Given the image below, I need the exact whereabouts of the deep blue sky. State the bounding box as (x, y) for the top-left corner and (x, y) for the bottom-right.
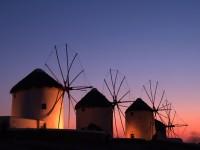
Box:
(1, 0), (200, 139)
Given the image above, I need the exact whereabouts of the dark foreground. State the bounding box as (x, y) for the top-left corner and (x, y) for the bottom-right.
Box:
(0, 129), (199, 150)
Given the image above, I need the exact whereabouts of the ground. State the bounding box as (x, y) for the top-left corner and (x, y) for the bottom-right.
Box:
(0, 129), (199, 150)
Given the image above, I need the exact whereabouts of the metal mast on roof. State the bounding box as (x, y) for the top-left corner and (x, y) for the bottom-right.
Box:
(103, 69), (133, 137)
(45, 43), (92, 128)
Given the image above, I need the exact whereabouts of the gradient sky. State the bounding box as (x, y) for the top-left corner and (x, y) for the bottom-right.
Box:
(1, 0), (200, 141)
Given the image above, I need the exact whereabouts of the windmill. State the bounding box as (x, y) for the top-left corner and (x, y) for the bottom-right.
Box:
(142, 80), (169, 123)
(162, 100), (188, 138)
(103, 69), (133, 137)
(142, 80), (171, 139)
(142, 81), (187, 139)
(45, 44), (92, 128)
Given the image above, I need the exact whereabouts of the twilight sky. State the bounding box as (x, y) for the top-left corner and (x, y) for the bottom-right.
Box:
(1, 0), (200, 141)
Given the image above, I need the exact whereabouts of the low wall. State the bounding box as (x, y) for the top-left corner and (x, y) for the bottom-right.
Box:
(0, 116), (44, 129)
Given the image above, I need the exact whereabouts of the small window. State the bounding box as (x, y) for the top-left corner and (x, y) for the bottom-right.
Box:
(130, 133), (134, 139)
(43, 123), (46, 129)
(42, 103), (46, 109)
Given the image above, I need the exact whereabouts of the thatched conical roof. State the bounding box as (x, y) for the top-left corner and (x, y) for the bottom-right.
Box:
(75, 88), (112, 109)
(10, 68), (63, 93)
(125, 98), (153, 113)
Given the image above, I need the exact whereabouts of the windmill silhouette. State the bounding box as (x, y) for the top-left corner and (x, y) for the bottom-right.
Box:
(162, 100), (188, 138)
(45, 44), (92, 128)
(103, 69), (133, 137)
(142, 80), (169, 122)
(142, 80), (188, 138)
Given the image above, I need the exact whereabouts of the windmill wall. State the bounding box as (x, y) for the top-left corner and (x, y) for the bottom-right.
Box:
(76, 107), (113, 136)
(11, 87), (64, 129)
(125, 110), (155, 140)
